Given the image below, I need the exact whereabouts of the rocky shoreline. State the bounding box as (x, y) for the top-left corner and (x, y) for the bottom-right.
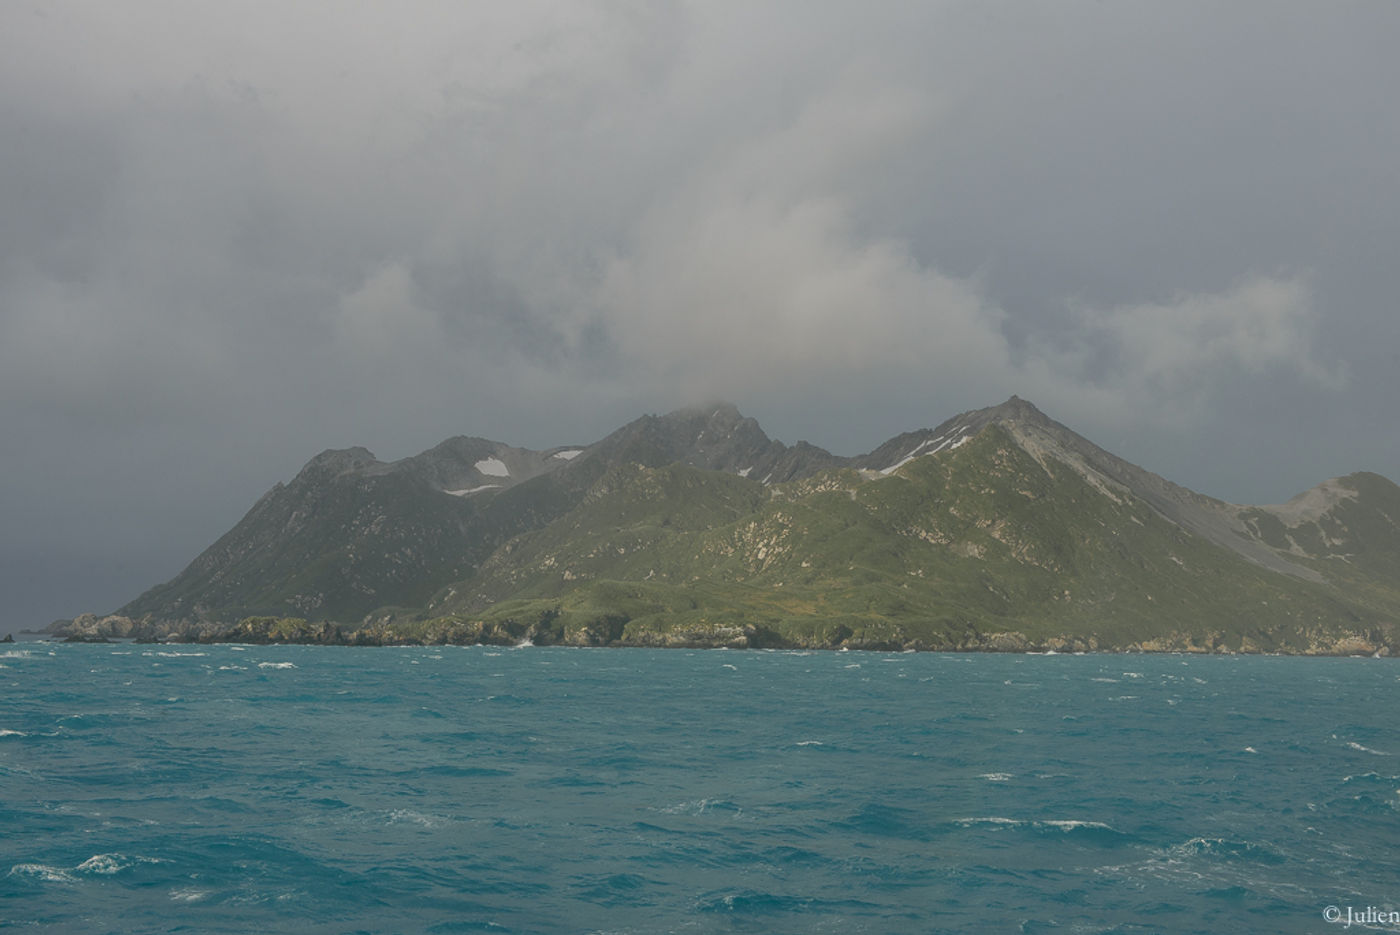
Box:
(45, 612), (1395, 657)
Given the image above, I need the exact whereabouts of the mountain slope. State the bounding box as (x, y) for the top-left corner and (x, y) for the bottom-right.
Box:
(117, 441), (553, 623)
(69, 397), (1400, 653)
(432, 422), (1387, 652)
(114, 404), (836, 626)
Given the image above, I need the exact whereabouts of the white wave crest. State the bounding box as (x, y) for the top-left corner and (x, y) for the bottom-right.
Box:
(9, 863), (76, 883)
(77, 854), (126, 875)
(1347, 741), (1391, 756)
(10, 853), (165, 883)
(386, 809), (441, 828)
(257, 662), (297, 669)
(76, 853), (163, 875)
(953, 816), (1116, 833)
(656, 798), (740, 816)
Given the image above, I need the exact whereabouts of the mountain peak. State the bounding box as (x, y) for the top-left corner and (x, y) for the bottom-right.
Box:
(659, 401), (747, 426)
(987, 394), (1046, 420)
(299, 446), (381, 478)
(952, 395), (1055, 434)
(600, 402), (775, 473)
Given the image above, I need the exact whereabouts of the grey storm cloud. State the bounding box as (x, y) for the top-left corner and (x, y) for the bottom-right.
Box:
(2, 0), (1398, 626)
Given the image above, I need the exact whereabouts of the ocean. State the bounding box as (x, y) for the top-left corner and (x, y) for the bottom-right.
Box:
(2, 642), (1396, 934)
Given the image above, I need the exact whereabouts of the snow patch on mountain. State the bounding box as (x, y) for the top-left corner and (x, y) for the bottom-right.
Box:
(880, 426), (972, 474)
(474, 458), (510, 477)
(552, 450), (583, 461)
(445, 485), (502, 496)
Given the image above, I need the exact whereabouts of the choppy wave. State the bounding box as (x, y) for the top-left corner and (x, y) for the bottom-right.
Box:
(656, 798), (743, 816)
(5, 645), (1397, 934)
(9, 862), (77, 884)
(9, 853), (163, 884)
(695, 888), (882, 916)
(951, 816), (1129, 842)
(1171, 836), (1287, 864)
(1346, 740), (1391, 756)
(384, 808), (446, 828)
(76, 853), (166, 875)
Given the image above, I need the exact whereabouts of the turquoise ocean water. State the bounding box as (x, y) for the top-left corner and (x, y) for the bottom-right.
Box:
(2, 642), (1397, 934)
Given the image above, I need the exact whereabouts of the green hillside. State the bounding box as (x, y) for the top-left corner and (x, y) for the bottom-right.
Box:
(419, 426), (1390, 653)
(60, 399), (1400, 654)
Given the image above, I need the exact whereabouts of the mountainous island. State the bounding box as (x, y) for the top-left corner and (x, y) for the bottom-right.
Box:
(53, 397), (1400, 654)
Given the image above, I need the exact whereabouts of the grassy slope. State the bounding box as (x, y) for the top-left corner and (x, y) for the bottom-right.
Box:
(121, 461), (592, 624)
(121, 472), (483, 621)
(420, 428), (1396, 651)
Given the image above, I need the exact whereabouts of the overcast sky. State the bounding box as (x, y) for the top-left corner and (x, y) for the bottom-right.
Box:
(4, 1), (1398, 629)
